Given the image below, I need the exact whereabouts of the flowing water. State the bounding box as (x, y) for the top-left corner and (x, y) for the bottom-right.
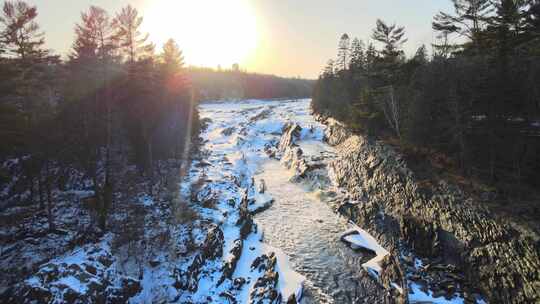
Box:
(198, 99), (383, 303)
(255, 160), (381, 303)
(195, 99), (471, 304)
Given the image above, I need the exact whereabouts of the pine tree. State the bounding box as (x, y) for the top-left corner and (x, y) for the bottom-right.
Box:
(522, 0), (540, 53)
(0, 0), (45, 60)
(161, 38), (184, 75)
(372, 19), (407, 63)
(432, 0), (493, 51)
(1, 1), (62, 231)
(323, 59), (335, 77)
(413, 45), (429, 65)
(69, 5), (118, 230)
(114, 5), (151, 63)
(337, 33), (350, 71)
(349, 38), (365, 72)
(365, 42), (378, 74)
(159, 38), (188, 160)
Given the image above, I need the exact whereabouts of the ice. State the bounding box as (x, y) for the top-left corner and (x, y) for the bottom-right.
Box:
(233, 231), (305, 303)
(341, 225), (406, 293)
(57, 276), (89, 293)
(409, 283), (464, 304)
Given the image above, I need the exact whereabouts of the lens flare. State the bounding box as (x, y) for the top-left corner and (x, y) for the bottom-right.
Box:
(143, 0), (258, 68)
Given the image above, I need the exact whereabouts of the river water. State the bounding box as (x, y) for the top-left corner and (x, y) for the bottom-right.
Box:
(255, 160), (383, 303)
(197, 99), (465, 304)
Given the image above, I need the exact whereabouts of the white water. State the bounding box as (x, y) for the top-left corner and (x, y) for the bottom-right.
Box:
(193, 99), (469, 304)
(255, 160), (383, 303)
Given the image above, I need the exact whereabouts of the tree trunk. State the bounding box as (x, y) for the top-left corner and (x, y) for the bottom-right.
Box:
(45, 160), (55, 231)
(146, 133), (154, 195)
(38, 173), (44, 210)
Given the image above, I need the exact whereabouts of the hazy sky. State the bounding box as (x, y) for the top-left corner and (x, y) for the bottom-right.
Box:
(25, 0), (453, 78)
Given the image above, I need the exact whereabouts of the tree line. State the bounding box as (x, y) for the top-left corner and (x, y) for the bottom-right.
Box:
(313, 0), (540, 193)
(0, 1), (196, 231)
(0, 0), (314, 232)
(188, 66), (313, 101)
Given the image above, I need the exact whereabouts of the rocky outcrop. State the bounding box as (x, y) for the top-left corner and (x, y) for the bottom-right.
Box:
(1, 238), (142, 304)
(380, 254), (407, 304)
(278, 123), (302, 152)
(279, 123), (327, 183)
(249, 253), (281, 304)
(322, 118), (540, 303)
(220, 239), (244, 285)
(237, 190), (255, 240)
(322, 117), (351, 146)
(178, 224), (225, 292)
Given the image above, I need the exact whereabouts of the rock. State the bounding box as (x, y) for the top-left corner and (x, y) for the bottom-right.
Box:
(202, 225), (224, 260)
(287, 293), (298, 304)
(84, 264), (97, 275)
(379, 254), (407, 301)
(321, 118), (351, 146)
(237, 191), (254, 240)
(249, 253), (281, 303)
(107, 277), (142, 304)
(278, 123), (302, 152)
(22, 286), (52, 303)
(219, 239), (243, 285)
(149, 260), (160, 268)
(258, 179), (266, 194)
(322, 118), (540, 303)
(233, 277), (247, 290)
(220, 291), (238, 304)
(221, 126), (236, 136)
(400, 216), (441, 258)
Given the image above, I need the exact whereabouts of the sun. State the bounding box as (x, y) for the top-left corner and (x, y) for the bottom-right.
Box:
(143, 0), (258, 68)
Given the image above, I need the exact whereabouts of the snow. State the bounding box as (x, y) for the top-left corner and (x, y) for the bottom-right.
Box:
(5, 98), (479, 303)
(57, 276), (89, 293)
(249, 191), (274, 213)
(340, 225), (392, 285)
(176, 99), (315, 303)
(273, 248), (305, 301)
(409, 283), (464, 304)
(231, 230), (305, 303)
(139, 195), (154, 207)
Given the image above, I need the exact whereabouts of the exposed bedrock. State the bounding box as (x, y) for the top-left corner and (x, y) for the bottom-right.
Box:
(2, 240), (142, 304)
(278, 122), (407, 304)
(249, 253), (281, 304)
(321, 117), (540, 303)
(178, 224), (225, 292)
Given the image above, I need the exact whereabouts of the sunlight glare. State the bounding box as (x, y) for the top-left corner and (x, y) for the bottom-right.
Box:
(143, 0), (258, 69)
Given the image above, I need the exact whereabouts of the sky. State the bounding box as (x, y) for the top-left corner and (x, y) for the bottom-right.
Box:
(25, 0), (453, 79)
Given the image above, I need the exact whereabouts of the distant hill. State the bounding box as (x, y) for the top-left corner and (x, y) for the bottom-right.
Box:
(187, 67), (314, 101)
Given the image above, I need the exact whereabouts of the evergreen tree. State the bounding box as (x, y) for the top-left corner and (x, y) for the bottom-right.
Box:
(349, 38), (365, 72)
(161, 38), (184, 74)
(337, 33), (350, 71)
(433, 0), (493, 51)
(372, 19), (407, 63)
(113, 5), (151, 63)
(159, 38), (188, 160)
(0, 0), (45, 60)
(69, 5), (118, 230)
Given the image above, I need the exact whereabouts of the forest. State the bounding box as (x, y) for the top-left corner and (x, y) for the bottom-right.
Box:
(189, 66), (313, 101)
(313, 0), (540, 197)
(0, 1), (312, 232)
(1, 0), (539, 303)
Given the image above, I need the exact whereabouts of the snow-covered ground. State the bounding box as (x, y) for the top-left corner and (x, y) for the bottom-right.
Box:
(189, 98), (473, 303)
(2, 98), (480, 303)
